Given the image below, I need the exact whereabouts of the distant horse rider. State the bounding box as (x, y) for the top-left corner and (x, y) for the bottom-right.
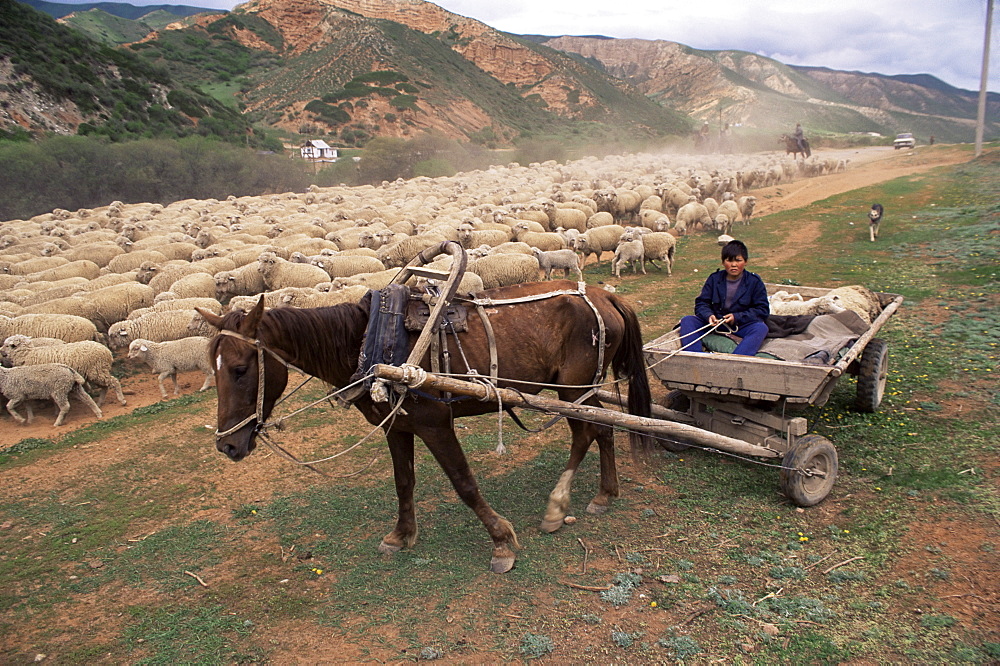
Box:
(793, 123), (806, 154)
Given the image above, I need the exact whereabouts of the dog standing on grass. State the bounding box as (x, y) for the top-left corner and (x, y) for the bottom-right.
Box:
(868, 203), (884, 242)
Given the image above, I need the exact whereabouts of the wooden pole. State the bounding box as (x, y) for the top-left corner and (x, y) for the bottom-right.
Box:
(975, 0), (994, 157)
(372, 364), (781, 458)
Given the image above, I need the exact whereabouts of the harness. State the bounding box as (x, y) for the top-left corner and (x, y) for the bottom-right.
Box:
(213, 281), (611, 460)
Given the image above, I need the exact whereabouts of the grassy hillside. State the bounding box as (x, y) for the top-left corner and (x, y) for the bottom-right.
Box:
(0, 0), (258, 143)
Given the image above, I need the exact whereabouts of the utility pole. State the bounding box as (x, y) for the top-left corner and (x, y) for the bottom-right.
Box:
(975, 0), (994, 157)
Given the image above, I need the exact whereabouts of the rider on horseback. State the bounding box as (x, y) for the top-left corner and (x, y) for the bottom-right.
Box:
(793, 123), (806, 154)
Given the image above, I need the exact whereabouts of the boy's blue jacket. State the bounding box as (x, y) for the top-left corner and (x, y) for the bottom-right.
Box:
(694, 269), (770, 328)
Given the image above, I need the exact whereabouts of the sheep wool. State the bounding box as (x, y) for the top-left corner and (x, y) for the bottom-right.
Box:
(128, 337), (215, 398)
(0, 363), (103, 426)
(1, 335), (126, 407)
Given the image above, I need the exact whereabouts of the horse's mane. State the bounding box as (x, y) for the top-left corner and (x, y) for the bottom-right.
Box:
(215, 302), (369, 383)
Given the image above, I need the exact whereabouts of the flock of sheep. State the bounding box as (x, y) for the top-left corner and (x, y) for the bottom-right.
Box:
(0, 148), (842, 427)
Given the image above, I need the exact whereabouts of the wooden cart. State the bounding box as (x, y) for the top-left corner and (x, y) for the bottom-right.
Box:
(640, 283), (903, 505)
(373, 248), (902, 507)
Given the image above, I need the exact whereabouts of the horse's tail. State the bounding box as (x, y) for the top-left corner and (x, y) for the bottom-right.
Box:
(608, 295), (654, 458)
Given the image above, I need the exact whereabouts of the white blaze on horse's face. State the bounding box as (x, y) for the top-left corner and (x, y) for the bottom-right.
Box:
(216, 354), (224, 372)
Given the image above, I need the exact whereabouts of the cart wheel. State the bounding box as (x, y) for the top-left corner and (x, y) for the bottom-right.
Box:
(779, 435), (838, 507)
(854, 338), (888, 413)
(657, 391), (690, 452)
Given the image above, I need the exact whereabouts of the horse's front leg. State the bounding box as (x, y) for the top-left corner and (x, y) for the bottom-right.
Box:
(419, 425), (519, 573)
(378, 429), (418, 555)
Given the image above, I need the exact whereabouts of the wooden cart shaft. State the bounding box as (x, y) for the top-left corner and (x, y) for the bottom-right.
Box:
(372, 364), (781, 459)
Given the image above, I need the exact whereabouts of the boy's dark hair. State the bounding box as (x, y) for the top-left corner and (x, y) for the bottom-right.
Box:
(721, 240), (748, 261)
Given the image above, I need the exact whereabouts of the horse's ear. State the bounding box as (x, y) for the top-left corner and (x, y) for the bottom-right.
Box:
(195, 307), (224, 329)
(240, 294), (266, 336)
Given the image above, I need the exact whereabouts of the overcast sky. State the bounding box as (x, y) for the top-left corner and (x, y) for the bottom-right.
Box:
(86, 0), (999, 92)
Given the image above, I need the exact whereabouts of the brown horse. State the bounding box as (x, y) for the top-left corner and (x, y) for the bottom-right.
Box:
(779, 133), (811, 159)
(197, 280), (652, 573)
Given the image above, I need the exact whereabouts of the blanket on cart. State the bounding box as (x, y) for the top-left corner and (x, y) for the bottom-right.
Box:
(703, 310), (869, 364)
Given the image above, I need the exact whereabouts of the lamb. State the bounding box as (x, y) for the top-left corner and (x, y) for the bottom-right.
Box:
(737, 196), (757, 225)
(612, 234), (645, 278)
(531, 248), (583, 281)
(573, 225), (627, 265)
(0, 313), (99, 343)
(467, 254), (540, 290)
(128, 337), (214, 399)
(0, 363), (103, 426)
(0, 334), (126, 406)
(257, 252), (330, 290)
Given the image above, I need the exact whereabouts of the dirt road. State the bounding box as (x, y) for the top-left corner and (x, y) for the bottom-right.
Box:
(752, 144), (972, 217)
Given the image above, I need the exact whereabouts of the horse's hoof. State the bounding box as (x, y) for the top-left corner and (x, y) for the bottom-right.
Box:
(586, 501), (608, 515)
(377, 541), (401, 555)
(539, 517), (564, 533)
(490, 555), (515, 573)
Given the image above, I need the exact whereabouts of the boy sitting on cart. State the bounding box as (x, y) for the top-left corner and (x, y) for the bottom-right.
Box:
(679, 239), (770, 355)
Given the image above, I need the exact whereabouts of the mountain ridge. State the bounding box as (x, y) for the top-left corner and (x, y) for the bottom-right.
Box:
(3, 0), (996, 145)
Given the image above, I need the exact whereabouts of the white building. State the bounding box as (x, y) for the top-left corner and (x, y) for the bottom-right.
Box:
(300, 140), (338, 161)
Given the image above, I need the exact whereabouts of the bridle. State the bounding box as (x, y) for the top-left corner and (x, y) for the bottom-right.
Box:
(213, 329), (307, 438)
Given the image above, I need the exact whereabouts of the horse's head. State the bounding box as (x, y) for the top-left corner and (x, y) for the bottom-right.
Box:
(197, 297), (290, 462)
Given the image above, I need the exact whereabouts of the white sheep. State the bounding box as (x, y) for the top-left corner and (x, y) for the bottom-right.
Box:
(633, 231), (676, 276)
(737, 196), (757, 225)
(827, 285), (883, 325)
(713, 213), (733, 235)
(676, 202), (713, 235)
(257, 252), (330, 290)
(511, 222), (566, 252)
(214, 264), (267, 301)
(0, 313), (99, 343)
(1, 334), (125, 406)
(108, 309), (217, 350)
(573, 225), (627, 265)
(467, 254), (540, 290)
(717, 200), (740, 228)
(0, 363), (103, 426)
(128, 337), (214, 398)
(531, 248), (583, 281)
(768, 293), (846, 317)
(310, 255), (386, 279)
(612, 235), (645, 278)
